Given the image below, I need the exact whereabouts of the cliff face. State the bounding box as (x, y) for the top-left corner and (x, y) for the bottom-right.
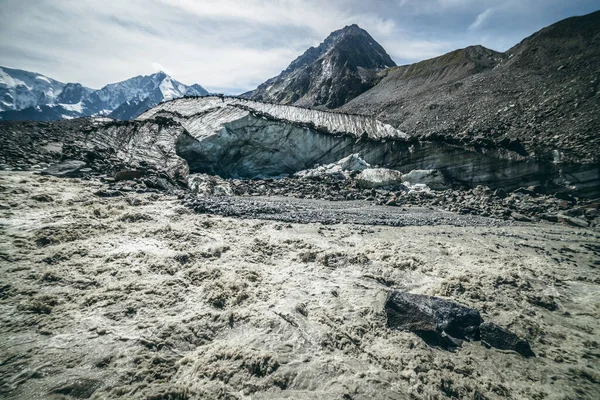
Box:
(243, 25), (396, 109)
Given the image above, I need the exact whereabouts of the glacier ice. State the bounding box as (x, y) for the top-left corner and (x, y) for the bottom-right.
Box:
(137, 96), (551, 190)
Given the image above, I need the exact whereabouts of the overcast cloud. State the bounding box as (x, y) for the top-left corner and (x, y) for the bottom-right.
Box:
(0, 0), (598, 94)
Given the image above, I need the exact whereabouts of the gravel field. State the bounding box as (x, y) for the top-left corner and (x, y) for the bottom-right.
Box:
(184, 195), (512, 227)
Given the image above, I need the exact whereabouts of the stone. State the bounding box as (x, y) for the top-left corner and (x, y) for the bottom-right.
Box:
(480, 322), (535, 358)
(188, 174), (233, 196)
(295, 153), (370, 179)
(115, 170), (143, 181)
(31, 194), (54, 202)
(402, 169), (449, 190)
(557, 214), (589, 228)
(357, 168), (405, 189)
(513, 187), (536, 196)
(385, 291), (482, 348)
(540, 213), (559, 222)
(40, 160), (87, 177)
(94, 190), (122, 198)
(511, 212), (532, 222)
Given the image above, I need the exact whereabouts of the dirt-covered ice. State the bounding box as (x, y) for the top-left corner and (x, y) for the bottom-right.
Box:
(1, 172), (599, 399)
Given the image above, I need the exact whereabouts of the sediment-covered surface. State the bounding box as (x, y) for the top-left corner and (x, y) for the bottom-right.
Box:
(184, 195), (509, 227)
(138, 96), (598, 194)
(1, 171), (600, 399)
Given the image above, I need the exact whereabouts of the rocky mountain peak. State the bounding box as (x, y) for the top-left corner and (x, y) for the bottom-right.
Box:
(150, 70), (169, 83)
(323, 24), (368, 45)
(245, 24), (396, 108)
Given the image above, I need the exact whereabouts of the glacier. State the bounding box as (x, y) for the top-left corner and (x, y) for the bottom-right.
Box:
(136, 96), (568, 192)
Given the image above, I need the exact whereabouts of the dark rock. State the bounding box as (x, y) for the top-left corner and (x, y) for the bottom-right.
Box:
(480, 322), (535, 358)
(40, 160), (87, 177)
(385, 291), (482, 348)
(31, 193), (54, 202)
(493, 188), (507, 198)
(555, 192), (575, 202)
(513, 187), (536, 196)
(94, 190), (122, 198)
(511, 212), (532, 222)
(557, 214), (589, 228)
(115, 169), (143, 181)
(540, 213), (559, 222)
(144, 176), (175, 192)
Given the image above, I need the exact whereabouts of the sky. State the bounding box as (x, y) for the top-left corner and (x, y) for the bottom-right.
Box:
(0, 0), (598, 94)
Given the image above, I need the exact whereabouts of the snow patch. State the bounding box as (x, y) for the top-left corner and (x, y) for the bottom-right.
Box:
(60, 102), (84, 113)
(295, 154), (370, 179)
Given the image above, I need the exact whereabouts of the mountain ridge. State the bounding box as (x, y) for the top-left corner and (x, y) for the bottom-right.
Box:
(339, 10), (600, 164)
(0, 67), (208, 121)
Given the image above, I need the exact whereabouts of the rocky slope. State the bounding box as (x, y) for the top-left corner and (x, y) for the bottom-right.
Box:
(340, 11), (600, 166)
(243, 24), (396, 108)
(0, 68), (208, 121)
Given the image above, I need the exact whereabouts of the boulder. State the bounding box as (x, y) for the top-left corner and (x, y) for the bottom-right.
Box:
(402, 169), (449, 190)
(295, 154), (370, 179)
(337, 153), (371, 172)
(115, 170), (143, 181)
(511, 212), (532, 222)
(493, 188), (508, 198)
(385, 291), (482, 348)
(40, 160), (87, 177)
(480, 322), (535, 358)
(31, 194), (54, 202)
(357, 168), (404, 189)
(188, 174), (233, 196)
(557, 214), (589, 228)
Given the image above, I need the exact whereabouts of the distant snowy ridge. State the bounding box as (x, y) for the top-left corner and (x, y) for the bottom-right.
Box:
(0, 67), (208, 121)
(0, 66), (92, 112)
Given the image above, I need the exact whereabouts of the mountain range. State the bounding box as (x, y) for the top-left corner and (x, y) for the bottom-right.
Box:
(1, 9), (599, 166)
(0, 68), (208, 121)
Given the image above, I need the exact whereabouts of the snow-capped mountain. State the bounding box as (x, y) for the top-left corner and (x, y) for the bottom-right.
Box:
(0, 66), (93, 112)
(0, 67), (208, 121)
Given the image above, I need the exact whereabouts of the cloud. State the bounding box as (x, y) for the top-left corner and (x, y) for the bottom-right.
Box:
(470, 8), (494, 30)
(0, 0), (598, 94)
(151, 63), (170, 75)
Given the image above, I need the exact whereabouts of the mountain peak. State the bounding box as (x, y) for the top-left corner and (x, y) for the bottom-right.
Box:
(149, 71), (170, 83)
(245, 25), (396, 108)
(337, 23), (366, 35)
(321, 24), (379, 50)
